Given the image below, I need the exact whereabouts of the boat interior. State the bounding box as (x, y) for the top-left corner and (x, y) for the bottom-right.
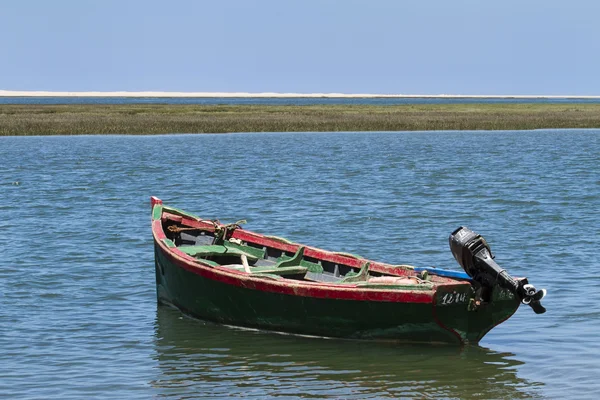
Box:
(159, 210), (453, 289)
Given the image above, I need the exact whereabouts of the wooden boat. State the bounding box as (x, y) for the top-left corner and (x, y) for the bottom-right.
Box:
(151, 197), (546, 345)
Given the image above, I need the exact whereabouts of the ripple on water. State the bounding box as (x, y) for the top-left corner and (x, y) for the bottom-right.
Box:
(0, 130), (598, 399)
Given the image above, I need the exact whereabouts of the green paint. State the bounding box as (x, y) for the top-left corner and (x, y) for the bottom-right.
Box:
(274, 247), (305, 268)
(161, 238), (176, 248)
(434, 286), (519, 343)
(224, 241), (265, 259)
(178, 244), (260, 261)
(154, 244), (520, 344)
(341, 262), (370, 283)
(273, 248), (323, 273)
(152, 204), (163, 220)
(298, 260), (323, 273)
(196, 259), (219, 267)
(224, 264), (309, 277)
(155, 247), (456, 343)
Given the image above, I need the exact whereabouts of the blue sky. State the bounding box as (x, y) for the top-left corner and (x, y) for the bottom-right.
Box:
(1, 0), (599, 95)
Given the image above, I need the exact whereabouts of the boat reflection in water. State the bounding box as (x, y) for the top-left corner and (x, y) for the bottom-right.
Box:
(151, 306), (544, 399)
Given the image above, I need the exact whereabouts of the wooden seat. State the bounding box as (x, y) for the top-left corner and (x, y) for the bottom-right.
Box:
(178, 241), (265, 261)
(271, 247), (324, 273)
(340, 261), (371, 283)
(225, 264), (309, 276)
(222, 246), (310, 277)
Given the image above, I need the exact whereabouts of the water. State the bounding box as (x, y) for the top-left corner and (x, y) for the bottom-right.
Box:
(2, 96), (600, 105)
(1, 130), (598, 399)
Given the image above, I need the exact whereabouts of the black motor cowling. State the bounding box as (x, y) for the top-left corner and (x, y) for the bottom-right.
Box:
(449, 226), (546, 314)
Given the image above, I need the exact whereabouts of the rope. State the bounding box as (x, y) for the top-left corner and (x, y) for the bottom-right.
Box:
(213, 219), (247, 244)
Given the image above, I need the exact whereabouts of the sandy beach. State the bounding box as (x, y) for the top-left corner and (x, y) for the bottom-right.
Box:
(1, 90), (600, 99)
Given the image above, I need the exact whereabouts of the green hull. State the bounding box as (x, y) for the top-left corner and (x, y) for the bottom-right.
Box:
(155, 245), (519, 344)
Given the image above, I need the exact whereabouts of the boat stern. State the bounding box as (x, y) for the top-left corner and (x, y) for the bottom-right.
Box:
(433, 283), (520, 344)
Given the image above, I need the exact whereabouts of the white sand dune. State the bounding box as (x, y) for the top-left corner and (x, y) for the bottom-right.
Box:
(1, 90), (599, 99)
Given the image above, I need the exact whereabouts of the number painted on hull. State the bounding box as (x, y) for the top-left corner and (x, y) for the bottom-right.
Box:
(440, 291), (468, 305)
(495, 288), (516, 301)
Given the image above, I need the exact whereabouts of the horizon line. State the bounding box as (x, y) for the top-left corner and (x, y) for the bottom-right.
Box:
(1, 90), (600, 99)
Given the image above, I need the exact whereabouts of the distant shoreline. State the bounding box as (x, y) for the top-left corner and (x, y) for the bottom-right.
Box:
(1, 90), (600, 99)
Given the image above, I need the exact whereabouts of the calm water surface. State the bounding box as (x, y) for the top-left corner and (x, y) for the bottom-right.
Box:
(1, 130), (599, 399)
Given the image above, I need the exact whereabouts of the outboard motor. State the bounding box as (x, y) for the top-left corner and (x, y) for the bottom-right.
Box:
(449, 226), (546, 314)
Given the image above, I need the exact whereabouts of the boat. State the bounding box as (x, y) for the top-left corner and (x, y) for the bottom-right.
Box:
(151, 197), (546, 345)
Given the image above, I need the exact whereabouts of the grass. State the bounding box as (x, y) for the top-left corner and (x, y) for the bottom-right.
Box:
(1, 103), (600, 135)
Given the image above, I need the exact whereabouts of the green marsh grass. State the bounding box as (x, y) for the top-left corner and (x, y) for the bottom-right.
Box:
(1, 103), (600, 135)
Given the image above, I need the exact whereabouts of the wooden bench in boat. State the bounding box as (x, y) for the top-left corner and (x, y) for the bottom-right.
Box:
(178, 241), (264, 260)
(178, 239), (431, 287)
(179, 243), (317, 277)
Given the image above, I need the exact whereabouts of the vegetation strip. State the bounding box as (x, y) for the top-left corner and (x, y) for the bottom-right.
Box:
(2, 103), (600, 135)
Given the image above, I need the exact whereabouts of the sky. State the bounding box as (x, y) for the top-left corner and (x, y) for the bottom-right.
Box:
(1, 0), (599, 95)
